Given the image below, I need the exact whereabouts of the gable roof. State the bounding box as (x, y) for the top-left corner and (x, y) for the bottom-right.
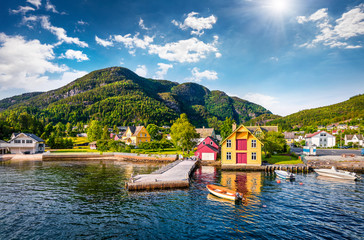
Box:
(220, 125), (263, 146)
(196, 144), (219, 152)
(345, 134), (363, 140)
(283, 132), (295, 139)
(246, 126), (278, 133)
(195, 127), (215, 138)
(305, 131), (333, 138)
(133, 126), (145, 136)
(197, 136), (219, 148)
(12, 133), (44, 142)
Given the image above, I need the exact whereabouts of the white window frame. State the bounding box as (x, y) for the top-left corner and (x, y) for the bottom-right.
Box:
(226, 152), (231, 160)
(227, 140), (231, 148)
(251, 152), (257, 160)
(251, 140), (257, 148)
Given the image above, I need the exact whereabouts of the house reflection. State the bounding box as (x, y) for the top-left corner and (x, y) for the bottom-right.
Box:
(220, 171), (263, 205)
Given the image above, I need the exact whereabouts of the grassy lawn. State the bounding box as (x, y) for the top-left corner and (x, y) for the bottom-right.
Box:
(132, 148), (194, 157)
(68, 137), (89, 145)
(50, 149), (99, 154)
(263, 154), (303, 165)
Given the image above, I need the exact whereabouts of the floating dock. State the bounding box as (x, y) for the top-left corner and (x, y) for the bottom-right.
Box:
(126, 159), (198, 191)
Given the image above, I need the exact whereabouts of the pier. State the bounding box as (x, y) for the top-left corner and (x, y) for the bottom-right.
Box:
(127, 159), (198, 191)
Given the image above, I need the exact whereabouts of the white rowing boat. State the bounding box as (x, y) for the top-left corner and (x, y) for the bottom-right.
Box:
(274, 170), (295, 180)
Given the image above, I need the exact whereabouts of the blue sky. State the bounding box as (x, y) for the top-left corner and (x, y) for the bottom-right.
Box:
(1, 0), (364, 116)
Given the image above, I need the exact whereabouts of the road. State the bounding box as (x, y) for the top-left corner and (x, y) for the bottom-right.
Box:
(291, 147), (363, 156)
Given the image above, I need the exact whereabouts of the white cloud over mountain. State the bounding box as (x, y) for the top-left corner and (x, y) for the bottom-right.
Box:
(0, 33), (88, 92)
(172, 12), (217, 36)
(135, 65), (148, 77)
(185, 67), (218, 82)
(154, 63), (173, 79)
(298, 4), (364, 49)
(60, 50), (89, 62)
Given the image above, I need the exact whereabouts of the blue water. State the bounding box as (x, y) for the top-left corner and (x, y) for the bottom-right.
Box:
(0, 160), (363, 240)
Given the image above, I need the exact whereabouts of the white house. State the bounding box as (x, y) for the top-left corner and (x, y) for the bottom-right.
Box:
(0, 140), (9, 154)
(305, 131), (336, 148)
(344, 134), (363, 147)
(7, 133), (45, 154)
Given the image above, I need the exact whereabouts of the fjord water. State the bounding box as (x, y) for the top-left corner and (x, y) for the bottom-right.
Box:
(0, 161), (363, 240)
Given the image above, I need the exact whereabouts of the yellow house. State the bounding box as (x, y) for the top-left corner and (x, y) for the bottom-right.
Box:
(121, 126), (151, 146)
(221, 125), (263, 166)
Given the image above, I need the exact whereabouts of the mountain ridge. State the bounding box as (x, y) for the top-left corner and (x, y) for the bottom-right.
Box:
(0, 67), (271, 127)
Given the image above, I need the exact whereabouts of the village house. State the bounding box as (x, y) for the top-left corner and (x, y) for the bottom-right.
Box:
(349, 125), (359, 130)
(195, 127), (216, 145)
(305, 131), (336, 148)
(332, 130), (344, 135)
(194, 136), (220, 161)
(7, 133), (45, 154)
(121, 126), (151, 146)
(221, 124), (263, 166)
(89, 141), (97, 150)
(337, 124), (348, 130)
(294, 133), (305, 142)
(344, 134), (363, 147)
(246, 125), (278, 138)
(283, 132), (295, 145)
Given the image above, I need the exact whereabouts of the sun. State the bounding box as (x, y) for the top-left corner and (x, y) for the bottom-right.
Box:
(271, 0), (288, 13)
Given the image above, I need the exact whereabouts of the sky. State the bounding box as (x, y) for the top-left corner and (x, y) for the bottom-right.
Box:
(1, 0), (364, 116)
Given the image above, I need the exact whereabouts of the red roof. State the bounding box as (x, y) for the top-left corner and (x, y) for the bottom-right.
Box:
(305, 131), (332, 138)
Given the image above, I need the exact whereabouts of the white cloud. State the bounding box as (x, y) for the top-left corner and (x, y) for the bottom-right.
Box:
(113, 33), (153, 49)
(0, 33), (68, 92)
(297, 4), (364, 49)
(172, 12), (217, 36)
(269, 57), (279, 62)
(135, 65), (147, 77)
(148, 37), (220, 63)
(45, 0), (59, 13)
(185, 67), (218, 82)
(10, 6), (35, 15)
(243, 93), (279, 111)
(38, 16), (88, 47)
(77, 20), (88, 25)
(95, 36), (113, 47)
(26, 0), (41, 9)
(154, 63), (173, 79)
(139, 18), (150, 30)
(60, 49), (89, 62)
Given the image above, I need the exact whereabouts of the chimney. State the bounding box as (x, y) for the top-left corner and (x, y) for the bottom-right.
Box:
(232, 123), (237, 132)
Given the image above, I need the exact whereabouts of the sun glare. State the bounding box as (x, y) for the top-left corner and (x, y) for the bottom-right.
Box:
(271, 0), (288, 13)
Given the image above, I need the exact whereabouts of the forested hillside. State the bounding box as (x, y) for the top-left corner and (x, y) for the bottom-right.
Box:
(0, 67), (270, 138)
(265, 94), (364, 131)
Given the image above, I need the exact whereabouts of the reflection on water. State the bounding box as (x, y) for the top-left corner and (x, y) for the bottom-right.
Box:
(0, 161), (363, 240)
(316, 176), (356, 184)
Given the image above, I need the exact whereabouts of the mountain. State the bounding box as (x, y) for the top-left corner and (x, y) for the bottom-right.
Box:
(0, 67), (271, 127)
(263, 94), (364, 130)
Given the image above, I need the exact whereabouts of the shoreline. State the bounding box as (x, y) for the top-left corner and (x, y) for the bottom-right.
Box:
(2, 153), (364, 173)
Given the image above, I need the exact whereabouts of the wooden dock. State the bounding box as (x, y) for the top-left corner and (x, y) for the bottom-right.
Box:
(126, 159), (198, 191)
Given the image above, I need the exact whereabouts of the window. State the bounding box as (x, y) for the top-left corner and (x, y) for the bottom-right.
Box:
(14, 140), (21, 144)
(251, 152), (257, 160)
(145, 134), (147, 137)
(251, 140), (257, 148)
(22, 140), (25, 143)
(203, 141), (206, 145)
(226, 152), (231, 160)
(210, 141), (213, 145)
(26, 140), (32, 143)
(227, 140), (231, 148)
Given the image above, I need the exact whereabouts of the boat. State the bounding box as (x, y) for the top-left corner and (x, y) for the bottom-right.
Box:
(206, 184), (243, 201)
(274, 170), (295, 180)
(314, 166), (358, 180)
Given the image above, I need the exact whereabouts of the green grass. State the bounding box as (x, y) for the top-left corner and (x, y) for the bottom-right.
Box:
(263, 154), (303, 165)
(50, 149), (99, 153)
(132, 148), (194, 157)
(68, 137), (89, 145)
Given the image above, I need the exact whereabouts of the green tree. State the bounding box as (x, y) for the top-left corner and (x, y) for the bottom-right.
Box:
(147, 124), (160, 140)
(102, 126), (109, 140)
(170, 114), (199, 153)
(261, 132), (287, 156)
(220, 117), (235, 140)
(87, 120), (102, 142)
(207, 116), (220, 132)
(66, 122), (72, 136)
(113, 125), (119, 134)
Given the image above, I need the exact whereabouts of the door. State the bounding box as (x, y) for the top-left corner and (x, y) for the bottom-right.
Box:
(236, 139), (247, 150)
(202, 153), (215, 160)
(236, 153), (247, 164)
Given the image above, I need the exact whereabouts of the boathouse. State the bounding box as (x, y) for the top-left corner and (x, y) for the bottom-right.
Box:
(194, 136), (220, 161)
(7, 133), (45, 154)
